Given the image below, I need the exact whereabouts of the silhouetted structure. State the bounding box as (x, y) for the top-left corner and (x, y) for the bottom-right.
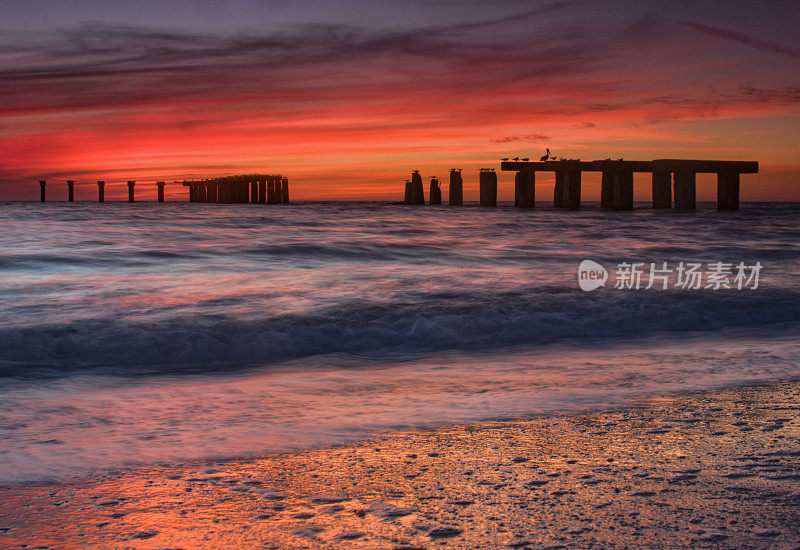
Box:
(501, 159), (758, 211)
(449, 169), (463, 206)
(514, 170), (534, 207)
(66, 180), (74, 202)
(429, 177), (442, 205)
(39, 180), (46, 202)
(405, 171), (425, 204)
(479, 169), (497, 206)
(127, 181), (135, 203)
(156, 181), (165, 203)
(179, 174), (288, 204)
(97, 180), (105, 202)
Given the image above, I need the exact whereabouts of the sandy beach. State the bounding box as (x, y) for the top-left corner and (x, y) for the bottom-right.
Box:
(1, 381), (799, 549)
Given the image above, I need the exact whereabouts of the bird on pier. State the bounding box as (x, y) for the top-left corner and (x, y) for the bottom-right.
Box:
(513, 157), (520, 161)
(605, 157), (611, 161)
(540, 148), (553, 161)
(501, 157), (509, 161)
(521, 157), (530, 161)
(617, 158), (624, 161)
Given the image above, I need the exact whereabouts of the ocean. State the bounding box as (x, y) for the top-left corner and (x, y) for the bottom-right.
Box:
(0, 201), (798, 482)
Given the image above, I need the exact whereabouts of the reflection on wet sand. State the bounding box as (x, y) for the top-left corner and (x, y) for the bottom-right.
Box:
(2, 382), (799, 549)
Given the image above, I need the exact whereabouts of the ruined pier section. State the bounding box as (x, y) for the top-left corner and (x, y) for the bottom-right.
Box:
(181, 175), (289, 204)
(500, 159), (758, 211)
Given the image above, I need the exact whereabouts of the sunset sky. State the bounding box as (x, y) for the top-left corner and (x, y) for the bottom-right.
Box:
(1, 0), (798, 201)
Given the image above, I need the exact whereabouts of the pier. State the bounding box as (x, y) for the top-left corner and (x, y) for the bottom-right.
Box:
(404, 159), (757, 211)
(180, 174), (289, 204)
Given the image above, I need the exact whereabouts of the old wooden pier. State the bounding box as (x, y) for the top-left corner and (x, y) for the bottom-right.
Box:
(404, 159), (758, 211)
(34, 174), (289, 204)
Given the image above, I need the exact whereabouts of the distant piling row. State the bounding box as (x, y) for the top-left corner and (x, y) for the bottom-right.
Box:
(34, 174), (289, 204)
(403, 159), (757, 211)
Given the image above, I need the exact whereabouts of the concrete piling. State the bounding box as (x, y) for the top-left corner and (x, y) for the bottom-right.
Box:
(250, 180), (258, 204)
(448, 169), (463, 206)
(514, 170), (535, 207)
(673, 172), (696, 210)
(563, 169), (582, 210)
(67, 180), (75, 202)
(429, 177), (442, 205)
(258, 179), (267, 204)
(39, 180), (46, 202)
(553, 171), (564, 208)
(127, 180), (135, 203)
(611, 170), (633, 211)
(97, 180), (105, 202)
(281, 177), (290, 204)
(405, 171), (424, 205)
(157, 181), (166, 203)
(717, 173), (740, 211)
(652, 171), (671, 208)
(600, 171), (613, 209)
(479, 169), (497, 206)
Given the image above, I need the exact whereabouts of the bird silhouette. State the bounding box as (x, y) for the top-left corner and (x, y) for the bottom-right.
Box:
(540, 148), (553, 161)
(617, 158), (624, 161)
(513, 157), (520, 161)
(521, 157), (530, 161)
(501, 157), (509, 161)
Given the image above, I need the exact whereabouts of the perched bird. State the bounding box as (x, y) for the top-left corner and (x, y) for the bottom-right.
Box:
(501, 157), (509, 161)
(521, 157), (530, 161)
(540, 148), (552, 161)
(605, 157), (611, 161)
(617, 158), (624, 161)
(513, 157), (520, 161)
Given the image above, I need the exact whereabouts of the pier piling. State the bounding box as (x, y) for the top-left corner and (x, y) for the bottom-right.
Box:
(127, 180), (135, 203)
(611, 170), (633, 211)
(717, 173), (740, 211)
(514, 170), (535, 207)
(673, 172), (696, 210)
(281, 177), (290, 204)
(405, 171), (424, 204)
(553, 171), (564, 208)
(258, 179), (267, 204)
(97, 180), (105, 202)
(479, 169), (497, 206)
(39, 180), (46, 202)
(67, 180), (74, 202)
(563, 169), (582, 210)
(429, 177), (442, 205)
(600, 172), (613, 209)
(448, 169), (463, 206)
(157, 181), (166, 203)
(250, 180), (258, 204)
(652, 171), (671, 208)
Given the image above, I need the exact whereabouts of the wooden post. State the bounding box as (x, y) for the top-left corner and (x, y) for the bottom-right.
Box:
(448, 169), (463, 206)
(563, 169), (582, 210)
(429, 177), (442, 205)
(600, 171), (613, 209)
(404, 180), (412, 204)
(553, 170), (564, 207)
(717, 173), (740, 211)
(479, 170), (497, 206)
(652, 171), (671, 208)
(157, 181), (166, 203)
(67, 180), (75, 202)
(97, 180), (105, 202)
(673, 172), (696, 210)
(258, 179), (267, 204)
(250, 180), (258, 203)
(611, 170), (633, 211)
(281, 177), (289, 204)
(514, 170), (534, 207)
(39, 180), (46, 202)
(127, 180), (135, 203)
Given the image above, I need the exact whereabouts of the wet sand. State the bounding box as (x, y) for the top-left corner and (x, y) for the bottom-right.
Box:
(1, 381), (799, 549)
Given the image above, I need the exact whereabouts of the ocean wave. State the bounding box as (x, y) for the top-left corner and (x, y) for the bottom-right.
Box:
(0, 287), (797, 378)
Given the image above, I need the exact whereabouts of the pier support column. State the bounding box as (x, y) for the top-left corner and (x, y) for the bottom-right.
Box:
(563, 170), (581, 210)
(250, 181), (258, 203)
(600, 171), (613, 209)
(673, 172), (696, 210)
(157, 181), (166, 203)
(97, 180), (105, 202)
(553, 171), (564, 207)
(188, 184), (197, 202)
(448, 169), (463, 206)
(652, 171), (671, 208)
(127, 181), (135, 203)
(514, 170), (535, 207)
(479, 170), (497, 206)
(429, 178), (441, 205)
(39, 180), (46, 202)
(205, 184), (214, 203)
(410, 172), (424, 204)
(717, 173), (740, 211)
(258, 179), (267, 204)
(281, 177), (289, 204)
(404, 181), (412, 204)
(240, 181), (248, 203)
(611, 170), (633, 211)
(67, 180), (75, 202)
